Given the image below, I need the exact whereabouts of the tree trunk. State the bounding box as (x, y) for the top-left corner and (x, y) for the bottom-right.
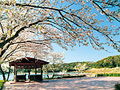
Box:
(52, 70), (55, 78)
(0, 64), (6, 80)
(7, 66), (11, 81)
(46, 69), (49, 79)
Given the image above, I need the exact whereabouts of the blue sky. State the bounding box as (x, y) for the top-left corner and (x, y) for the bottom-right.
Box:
(52, 43), (120, 63)
(51, 1), (120, 63)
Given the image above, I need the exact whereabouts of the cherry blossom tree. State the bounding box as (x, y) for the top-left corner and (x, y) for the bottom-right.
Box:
(0, 42), (52, 80)
(0, 0), (119, 54)
(74, 63), (87, 75)
(0, 30), (52, 80)
(0, 0), (120, 80)
(43, 51), (64, 78)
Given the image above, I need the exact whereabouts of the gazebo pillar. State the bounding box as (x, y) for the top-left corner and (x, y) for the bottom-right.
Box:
(35, 66), (37, 80)
(35, 68), (37, 75)
(14, 64), (17, 82)
(41, 66), (43, 81)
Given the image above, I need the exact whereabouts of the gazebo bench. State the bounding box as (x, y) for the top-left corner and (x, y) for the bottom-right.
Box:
(17, 75), (26, 82)
(30, 75), (42, 81)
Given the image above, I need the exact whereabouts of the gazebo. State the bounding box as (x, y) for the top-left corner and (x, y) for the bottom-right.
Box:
(9, 57), (49, 82)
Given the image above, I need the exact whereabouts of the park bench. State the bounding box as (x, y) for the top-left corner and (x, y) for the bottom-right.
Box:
(30, 75), (42, 81)
(17, 74), (26, 82)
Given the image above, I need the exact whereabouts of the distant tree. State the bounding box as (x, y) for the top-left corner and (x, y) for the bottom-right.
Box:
(43, 51), (64, 78)
(74, 63), (87, 74)
(43, 64), (51, 78)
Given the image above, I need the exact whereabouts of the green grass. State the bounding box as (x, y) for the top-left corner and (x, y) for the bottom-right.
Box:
(0, 80), (5, 90)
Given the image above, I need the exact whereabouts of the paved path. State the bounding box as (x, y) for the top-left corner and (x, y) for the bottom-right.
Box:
(3, 77), (120, 90)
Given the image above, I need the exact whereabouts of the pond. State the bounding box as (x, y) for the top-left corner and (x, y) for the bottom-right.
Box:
(0, 72), (77, 80)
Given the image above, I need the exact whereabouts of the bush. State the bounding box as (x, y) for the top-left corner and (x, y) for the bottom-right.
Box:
(97, 73), (120, 77)
(114, 82), (120, 90)
(0, 80), (5, 90)
(109, 73), (114, 76)
(97, 74), (104, 77)
(0, 80), (4, 83)
(113, 73), (120, 77)
(103, 74), (109, 76)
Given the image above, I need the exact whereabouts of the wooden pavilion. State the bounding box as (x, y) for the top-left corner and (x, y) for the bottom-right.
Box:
(9, 57), (49, 82)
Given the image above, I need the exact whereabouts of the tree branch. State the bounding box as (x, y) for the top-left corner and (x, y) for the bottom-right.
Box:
(1, 1), (119, 51)
(93, 0), (120, 22)
(2, 44), (20, 62)
(0, 43), (11, 57)
(93, 0), (120, 7)
(11, 39), (52, 45)
(0, 22), (4, 33)
(0, 19), (46, 48)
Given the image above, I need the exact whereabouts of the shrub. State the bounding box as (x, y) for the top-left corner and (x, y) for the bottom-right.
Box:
(103, 74), (109, 76)
(97, 73), (120, 77)
(114, 82), (120, 90)
(114, 73), (118, 76)
(0, 80), (5, 90)
(113, 73), (120, 77)
(0, 80), (4, 83)
(97, 74), (104, 77)
(109, 73), (114, 76)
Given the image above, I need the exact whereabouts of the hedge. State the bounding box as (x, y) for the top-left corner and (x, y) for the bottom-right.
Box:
(97, 73), (120, 77)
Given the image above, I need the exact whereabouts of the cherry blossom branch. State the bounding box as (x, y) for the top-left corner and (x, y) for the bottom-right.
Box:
(11, 39), (52, 45)
(93, 0), (120, 22)
(0, 22), (4, 33)
(0, 1), (119, 51)
(59, 11), (119, 50)
(2, 44), (20, 62)
(0, 43), (11, 57)
(0, 19), (47, 48)
(46, 20), (77, 39)
(93, 0), (120, 7)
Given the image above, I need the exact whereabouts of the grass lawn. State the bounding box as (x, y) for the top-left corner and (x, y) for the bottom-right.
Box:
(84, 67), (120, 77)
(0, 80), (5, 90)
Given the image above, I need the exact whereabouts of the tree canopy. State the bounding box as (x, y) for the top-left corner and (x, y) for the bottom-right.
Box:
(0, 0), (120, 64)
(0, 0), (119, 80)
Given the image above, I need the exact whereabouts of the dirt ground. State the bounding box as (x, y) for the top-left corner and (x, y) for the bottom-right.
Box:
(3, 77), (120, 90)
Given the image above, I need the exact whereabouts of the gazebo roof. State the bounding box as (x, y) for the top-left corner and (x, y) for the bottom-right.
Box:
(9, 57), (49, 69)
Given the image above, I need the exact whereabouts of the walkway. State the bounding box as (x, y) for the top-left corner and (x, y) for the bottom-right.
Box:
(3, 77), (120, 90)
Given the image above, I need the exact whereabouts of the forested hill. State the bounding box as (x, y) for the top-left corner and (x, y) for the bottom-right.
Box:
(62, 55), (120, 70)
(60, 62), (91, 72)
(48, 55), (120, 72)
(91, 55), (120, 68)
